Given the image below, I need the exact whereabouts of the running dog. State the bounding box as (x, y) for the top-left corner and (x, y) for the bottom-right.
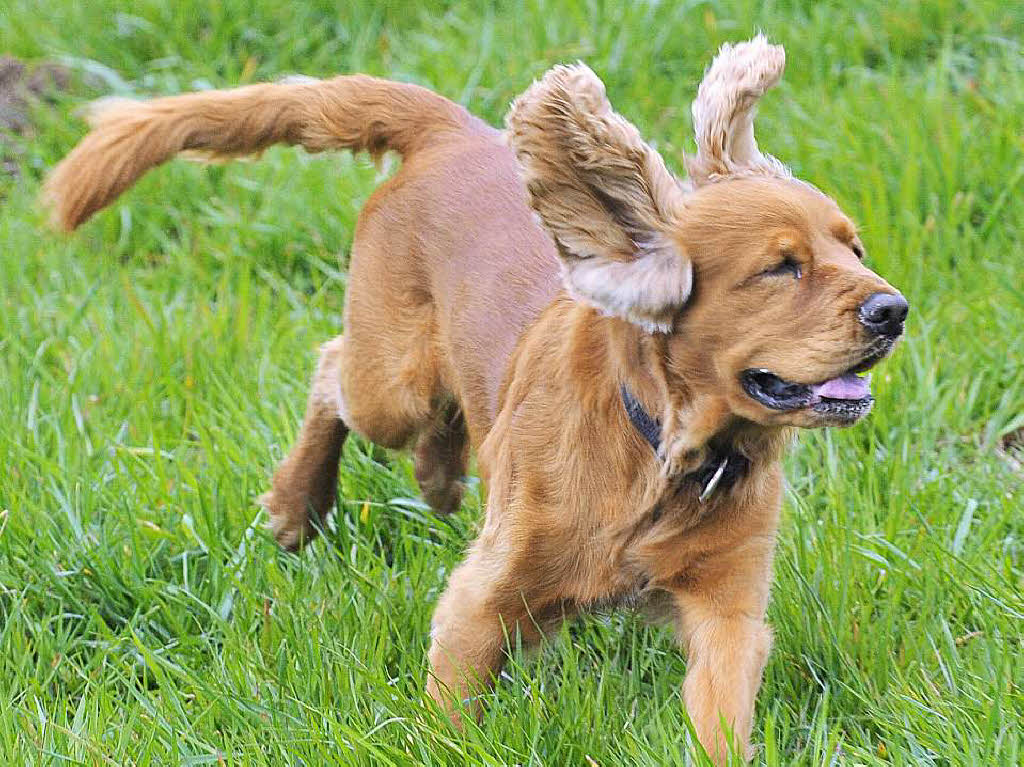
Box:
(44, 36), (907, 762)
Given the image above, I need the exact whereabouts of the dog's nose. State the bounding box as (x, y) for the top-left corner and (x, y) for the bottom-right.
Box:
(859, 292), (909, 336)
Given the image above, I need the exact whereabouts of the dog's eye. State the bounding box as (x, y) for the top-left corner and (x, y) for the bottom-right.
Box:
(852, 243), (865, 260)
(761, 257), (802, 280)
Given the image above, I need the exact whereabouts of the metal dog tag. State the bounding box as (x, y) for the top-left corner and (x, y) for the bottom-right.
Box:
(698, 457), (729, 503)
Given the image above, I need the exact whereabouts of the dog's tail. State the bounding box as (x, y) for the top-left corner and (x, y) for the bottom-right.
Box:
(43, 75), (476, 231)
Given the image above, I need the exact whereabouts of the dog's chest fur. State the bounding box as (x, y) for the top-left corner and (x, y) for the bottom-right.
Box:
(493, 443), (781, 609)
(478, 297), (787, 616)
(609, 468), (775, 597)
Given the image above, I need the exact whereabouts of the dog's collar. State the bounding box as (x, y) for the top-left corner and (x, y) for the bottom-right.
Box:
(620, 385), (749, 502)
(620, 384), (662, 453)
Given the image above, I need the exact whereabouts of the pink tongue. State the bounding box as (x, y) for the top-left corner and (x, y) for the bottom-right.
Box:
(811, 373), (870, 400)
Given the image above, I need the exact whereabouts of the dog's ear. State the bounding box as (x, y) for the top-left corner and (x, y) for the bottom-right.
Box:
(506, 64), (690, 333)
(686, 34), (790, 186)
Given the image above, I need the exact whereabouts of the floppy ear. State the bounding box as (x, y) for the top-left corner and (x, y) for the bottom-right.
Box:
(506, 64), (690, 333)
(687, 34), (791, 186)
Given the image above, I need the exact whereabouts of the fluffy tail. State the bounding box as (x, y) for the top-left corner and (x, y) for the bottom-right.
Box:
(42, 75), (474, 231)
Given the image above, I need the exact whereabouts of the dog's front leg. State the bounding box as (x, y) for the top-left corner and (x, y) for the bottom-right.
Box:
(671, 538), (775, 764)
(426, 544), (542, 725)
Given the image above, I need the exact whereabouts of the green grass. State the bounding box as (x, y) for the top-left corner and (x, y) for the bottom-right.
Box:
(1, 0), (1022, 764)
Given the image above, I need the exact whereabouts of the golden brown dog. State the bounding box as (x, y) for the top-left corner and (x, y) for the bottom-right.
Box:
(44, 36), (907, 763)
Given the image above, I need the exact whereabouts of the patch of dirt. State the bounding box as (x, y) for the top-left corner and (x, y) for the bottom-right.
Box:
(0, 57), (30, 137)
(1003, 426), (1023, 452)
(997, 425), (1023, 475)
(0, 55), (73, 176)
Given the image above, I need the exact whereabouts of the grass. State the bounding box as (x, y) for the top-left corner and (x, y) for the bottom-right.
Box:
(1, 0), (1022, 763)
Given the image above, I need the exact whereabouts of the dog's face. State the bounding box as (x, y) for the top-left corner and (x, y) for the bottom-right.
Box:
(507, 38), (905, 431)
(668, 177), (906, 428)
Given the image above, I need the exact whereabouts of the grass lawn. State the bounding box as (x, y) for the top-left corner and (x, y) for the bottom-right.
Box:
(1, 0), (1021, 764)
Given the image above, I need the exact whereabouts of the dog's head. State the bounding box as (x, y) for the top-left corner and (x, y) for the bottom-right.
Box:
(506, 36), (907, 429)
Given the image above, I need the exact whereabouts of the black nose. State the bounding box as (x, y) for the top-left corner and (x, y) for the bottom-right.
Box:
(859, 292), (909, 336)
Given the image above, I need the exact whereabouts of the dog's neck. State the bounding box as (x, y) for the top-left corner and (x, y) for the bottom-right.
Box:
(620, 384), (752, 500)
(600, 310), (789, 476)
(490, 295), (789, 505)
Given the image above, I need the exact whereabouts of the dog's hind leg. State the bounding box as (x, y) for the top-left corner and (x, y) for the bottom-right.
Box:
(413, 400), (469, 515)
(260, 335), (349, 551)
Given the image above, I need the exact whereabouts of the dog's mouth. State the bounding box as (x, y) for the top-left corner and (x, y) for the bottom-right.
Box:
(741, 347), (891, 424)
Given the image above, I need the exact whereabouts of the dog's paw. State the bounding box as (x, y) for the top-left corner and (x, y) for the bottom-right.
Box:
(258, 489), (314, 551)
(421, 479), (466, 516)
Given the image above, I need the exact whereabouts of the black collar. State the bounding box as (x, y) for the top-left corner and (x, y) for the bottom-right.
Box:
(620, 385), (749, 502)
(620, 384), (662, 453)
